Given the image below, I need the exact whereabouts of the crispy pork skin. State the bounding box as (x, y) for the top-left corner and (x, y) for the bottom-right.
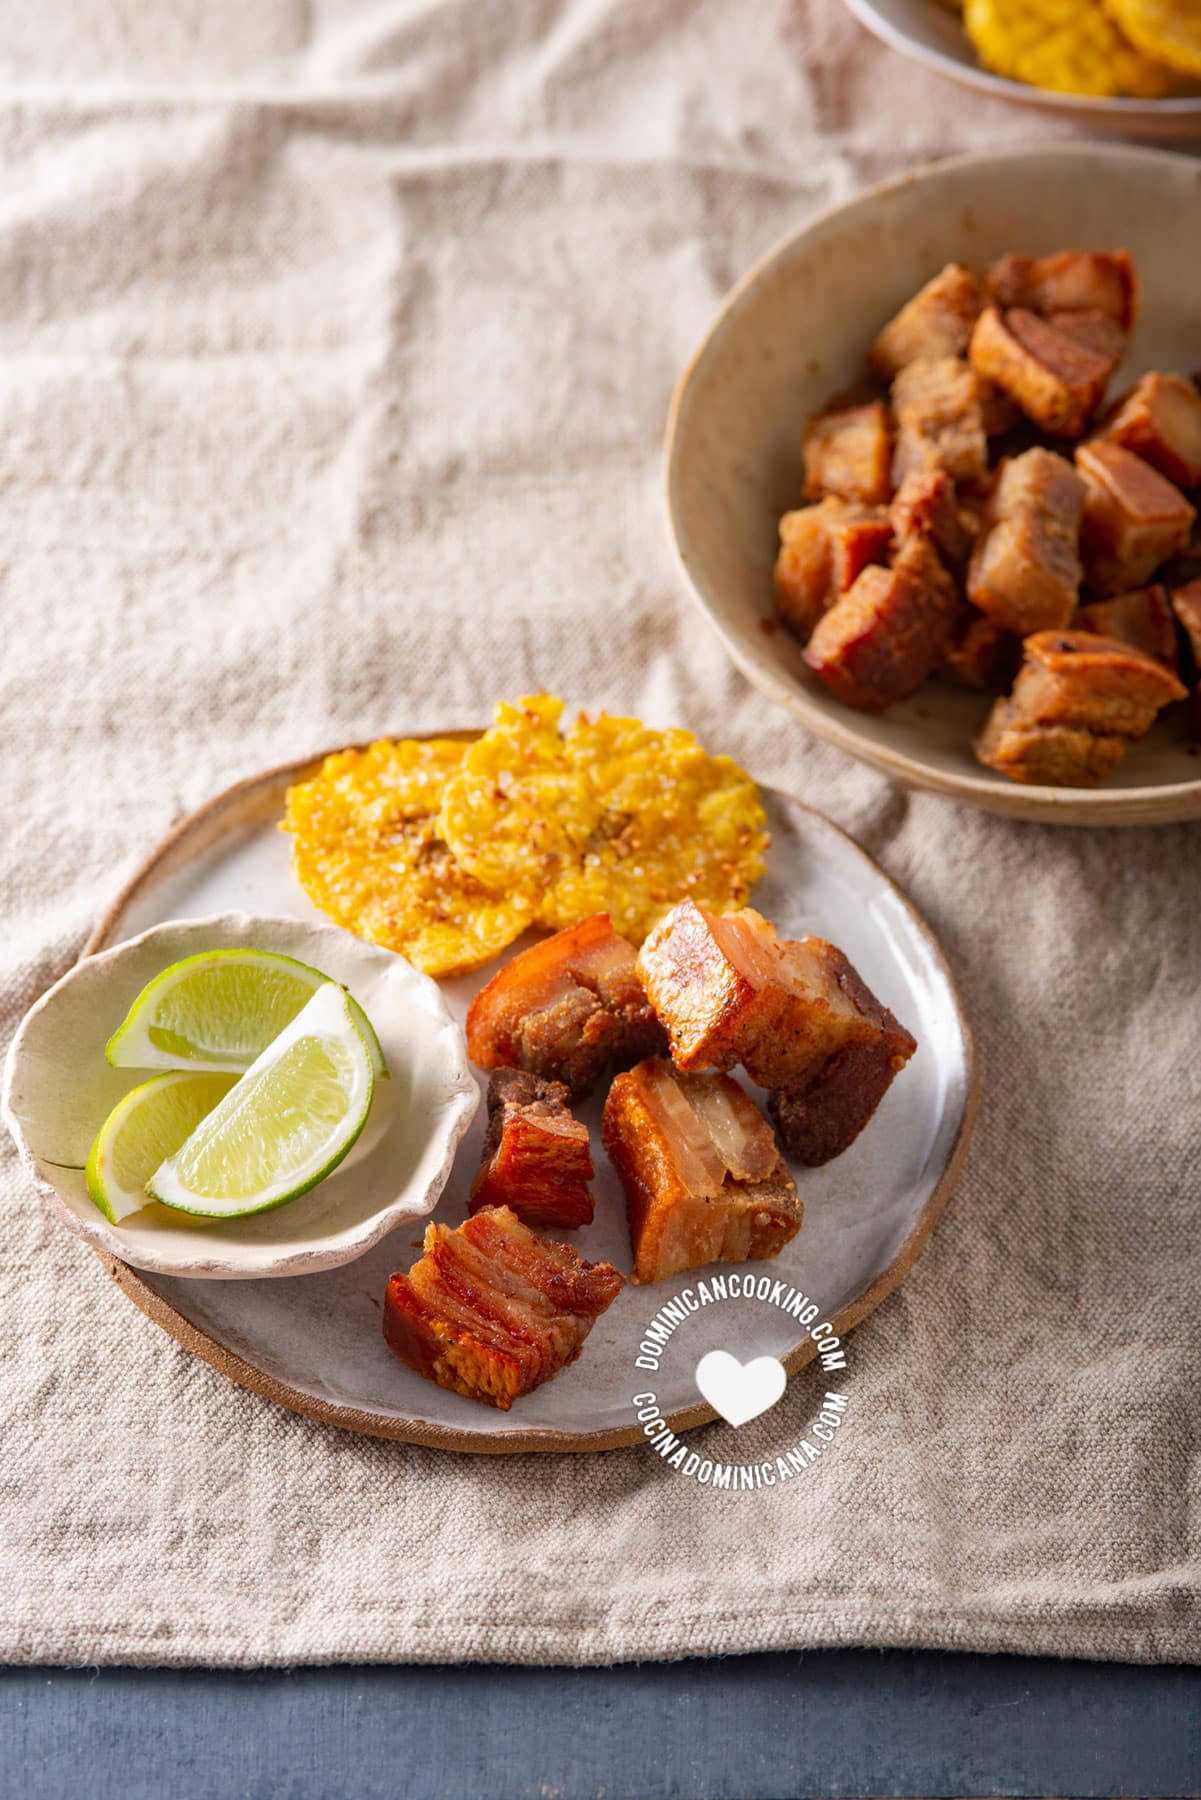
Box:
(602, 1059), (802, 1284)
(803, 401), (893, 505)
(1009, 630), (1186, 737)
(967, 448), (1086, 635)
(1076, 440), (1196, 596)
(891, 356), (989, 487)
(974, 628), (1186, 786)
(774, 498), (892, 642)
(1097, 372), (1201, 492)
(969, 306), (1120, 439)
(1075, 585), (1179, 670)
(468, 1068), (595, 1229)
(383, 1207), (623, 1410)
(974, 705), (1127, 786)
(868, 263), (982, 379)
(982, 251), (1138, 332)
(802, 535), (958, 711)
(636, 898), (917, 1097)
(466, 914), (666, 1096)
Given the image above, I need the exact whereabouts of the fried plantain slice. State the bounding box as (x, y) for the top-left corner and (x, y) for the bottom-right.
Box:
(964, 0), (1175, 96)
(537, 714), (770, 943)
(436, 695), (598, 902)
(1102, 0), (1201, 76)
(283, 737), (533, 978)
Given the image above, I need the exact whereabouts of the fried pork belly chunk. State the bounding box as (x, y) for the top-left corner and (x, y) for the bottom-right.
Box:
(891, 356), (989, 487)
(468, 1069), (595, 1229)
(774, 498), (892, 642)
(890, 467), (977, 569)
(466, 914), (666, 1096)
(803, 401), (892, 506)
(982, 251), (1139, 332)
(1010, 629), (1186, 737)
(974, 629), (1186, 786)
(637, 897), (915, 1088)
(969, 306), (1123, 439)
(868, 263), (982, 380)
(974, 705), (1127, 787)
(939, 607), (1017, 690)
(802, 534), (957, 711)
(967, 448), (1086, 635)
(383, 1207), (622, 1410)
(1075, 584), (1178, 671)
(602, 1060), (802, 1284)
(1076, 441), (1196, 596)
(1097, 373), (1201, 491)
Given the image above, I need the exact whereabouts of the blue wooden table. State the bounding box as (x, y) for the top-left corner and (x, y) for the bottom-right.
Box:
(4, 1650), (1199, 1798)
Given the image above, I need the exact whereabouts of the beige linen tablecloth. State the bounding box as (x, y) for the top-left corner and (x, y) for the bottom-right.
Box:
(2, 0), (1198, 1667)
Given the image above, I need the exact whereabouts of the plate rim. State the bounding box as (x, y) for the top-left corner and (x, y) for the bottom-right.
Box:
(663, 140), (1201, 828)
(838, 0), (1201, 122)
(85, 735), (979, 1455)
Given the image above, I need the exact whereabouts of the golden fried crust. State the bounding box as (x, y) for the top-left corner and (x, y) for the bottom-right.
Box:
(803, 401), (893, 505)
(774, 499), (892, 643)
(967, 447), (1086, 636)
(983, 251), (1139, 332)
(602, 1060), (801, 1285)
(1098, 372), (1201, 491)
(969, 306), (1119, 439)
(383, 1208), (622, 1409)
(974, 703), (1127, 786)
(1076, 439), (1196, 596)
(466, 914), (666, 1096)
(891, 356), (989, 488)
(803, 543), (958, 712)
(468, 1069), (595, 1229)
(868, 264), (982, 380)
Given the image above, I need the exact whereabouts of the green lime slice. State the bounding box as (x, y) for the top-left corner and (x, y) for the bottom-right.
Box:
(147, 984), (374, 1219)
(105, 947), (386, 1079)
(86, 1071), (239, 1224)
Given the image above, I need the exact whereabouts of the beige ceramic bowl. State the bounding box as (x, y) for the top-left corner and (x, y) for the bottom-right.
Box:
(840, 0), (1201, 139)
(665, 143), (1201, 826)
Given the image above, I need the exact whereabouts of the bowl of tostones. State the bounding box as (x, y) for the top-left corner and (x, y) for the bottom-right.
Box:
(840, 0), (1201, 134)
(664, 141), (1201, 826)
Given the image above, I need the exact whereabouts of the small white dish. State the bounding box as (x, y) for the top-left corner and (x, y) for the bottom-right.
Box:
(2, 913), (479, 1280)
(840, 0), (1201, 139)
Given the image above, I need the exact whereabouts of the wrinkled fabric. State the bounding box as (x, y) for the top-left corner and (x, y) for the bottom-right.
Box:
(2, 0), (1198, 1667)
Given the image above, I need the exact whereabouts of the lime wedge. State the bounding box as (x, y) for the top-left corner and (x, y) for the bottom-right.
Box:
(86, 1071), (239, 1224)
(147, 984), (374, 1218)
(105, 948), (386, 1079)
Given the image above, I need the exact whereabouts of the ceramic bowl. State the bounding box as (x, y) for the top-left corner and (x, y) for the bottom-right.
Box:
(840, 0), (1201, 139)
(2, 913), (479, 1279)
(664, 143), (1201, 826)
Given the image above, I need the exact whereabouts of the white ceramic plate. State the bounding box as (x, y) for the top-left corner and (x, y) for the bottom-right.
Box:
(665, 143), (1201, 827)
(70, 745), (975, 1452)
(2, 914), (479, 1279)
(840, 0), (1201, 137)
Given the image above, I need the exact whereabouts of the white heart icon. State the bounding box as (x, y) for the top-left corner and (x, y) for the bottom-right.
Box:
(695, 1349), (787, 1428)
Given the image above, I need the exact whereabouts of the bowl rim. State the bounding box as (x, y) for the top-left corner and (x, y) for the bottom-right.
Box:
(1, 910), (480, 1279)
(839, 0), (1201, 118)
(663, 140), (1201, 826)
